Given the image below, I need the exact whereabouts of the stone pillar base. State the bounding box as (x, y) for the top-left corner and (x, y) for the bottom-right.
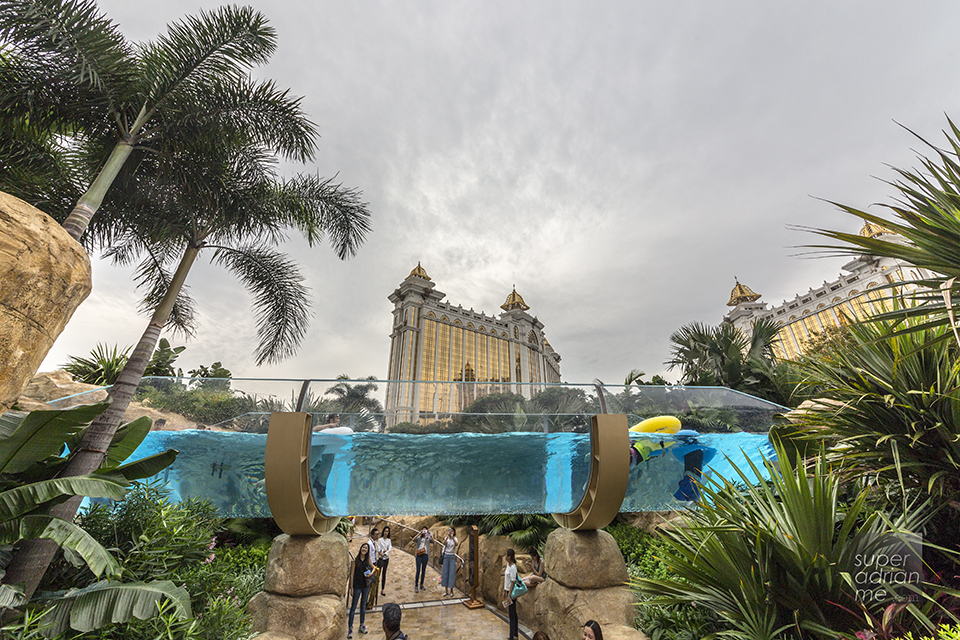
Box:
(247, 533), (349, 640)
(532, 528), (649, 640)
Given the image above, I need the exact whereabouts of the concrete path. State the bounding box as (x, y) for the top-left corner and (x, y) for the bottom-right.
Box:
(347, 526), (532, 640)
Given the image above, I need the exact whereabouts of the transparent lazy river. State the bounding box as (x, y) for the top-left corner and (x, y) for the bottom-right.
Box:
(55, 379), (785, 517)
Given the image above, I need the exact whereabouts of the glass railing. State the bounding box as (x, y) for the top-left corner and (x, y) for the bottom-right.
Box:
(48, 378), (786, 517)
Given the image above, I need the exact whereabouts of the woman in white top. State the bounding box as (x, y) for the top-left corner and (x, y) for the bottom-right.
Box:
(376, 525), (393, 594)
(440, 526), (458, 597)
(503, 548), (519, 640)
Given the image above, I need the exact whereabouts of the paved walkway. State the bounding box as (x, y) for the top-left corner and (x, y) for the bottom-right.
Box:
(347, 526), (531, 640)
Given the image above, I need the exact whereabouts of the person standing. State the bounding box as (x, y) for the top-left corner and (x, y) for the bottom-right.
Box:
(413, 527), (431, 593)
(368, 528), (381, 608)
(347, 542), (374, 638)
(377, 526), (393, 595)
(440, 526), (458, 597)
(381, 602), (406, 640)
(503, 548), (519, 640)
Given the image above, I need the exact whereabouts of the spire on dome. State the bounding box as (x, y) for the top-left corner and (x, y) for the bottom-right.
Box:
(501, 286), (530, 311)
(407, 262), (431, 280)
(859, 220), (894, 239)
(727, 278), (762, 306)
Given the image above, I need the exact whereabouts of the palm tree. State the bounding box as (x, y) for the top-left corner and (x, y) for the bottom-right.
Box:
(807, 117), (960, 342)
(324, 375), (385, 431)
(665, 317), (792, 405)
(0, 0), (314, 242)
(4, 114), (371, 599)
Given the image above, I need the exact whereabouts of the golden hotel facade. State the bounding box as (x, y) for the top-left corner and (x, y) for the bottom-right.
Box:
(724, 222), (933, 358)
(385, 264), (561, 425)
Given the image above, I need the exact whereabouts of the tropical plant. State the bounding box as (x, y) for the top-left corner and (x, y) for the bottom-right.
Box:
(893, 625), (960, 640)
(529, 386), (591, 432)
(142, 339), (184, 378)
(0, 405), (187, 636)
(807, 117), (960, 344)
(665, 317), (796, 406)
(792, 317), (960, 518)
(61, 344), (130, 386)
(9, 48), (372, 594)
(0, 0), (316, 243)
(631, 444), (947, 640)
(52, 485), (270, 640)
(475, 514), (558, 551)
(323, 376), (385, 432)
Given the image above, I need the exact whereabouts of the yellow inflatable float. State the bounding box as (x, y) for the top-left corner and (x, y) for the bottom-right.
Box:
(628, 415), (682, 464)
(630, 415), (681, 434)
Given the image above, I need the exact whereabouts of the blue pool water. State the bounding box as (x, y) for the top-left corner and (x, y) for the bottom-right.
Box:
(126, 429), (774, 516)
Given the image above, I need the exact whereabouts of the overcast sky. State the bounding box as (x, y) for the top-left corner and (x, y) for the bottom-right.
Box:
(39, 1), (960, 387)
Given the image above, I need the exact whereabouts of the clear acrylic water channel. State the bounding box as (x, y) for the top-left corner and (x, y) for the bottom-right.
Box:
(63, 379), (784, 517)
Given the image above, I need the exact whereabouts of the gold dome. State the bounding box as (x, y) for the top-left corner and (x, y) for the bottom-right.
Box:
(859, 221), (894, 239)
(727, 279), (762, 306)
(501, 287), (530, 311)
(407, 262), (431, 280)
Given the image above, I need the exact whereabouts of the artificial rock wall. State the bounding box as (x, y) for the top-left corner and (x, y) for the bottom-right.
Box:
(0, 192), (91, 413)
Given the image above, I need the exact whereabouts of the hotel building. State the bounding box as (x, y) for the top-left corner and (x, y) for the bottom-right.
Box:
(385, 264), (562, 425)
(724, 222), (933, 358)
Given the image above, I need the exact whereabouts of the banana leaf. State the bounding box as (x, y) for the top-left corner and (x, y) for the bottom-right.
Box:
(0, 515), (120, 578)
(0, 476), (126, 522)
(0, 404), (108, 474)
(104, 449), (178, 481)
(103, 416), (152, 467)
(39, 580), (191, 636)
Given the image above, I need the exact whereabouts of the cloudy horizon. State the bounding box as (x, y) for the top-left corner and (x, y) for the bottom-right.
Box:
(39, 1), (960, 387)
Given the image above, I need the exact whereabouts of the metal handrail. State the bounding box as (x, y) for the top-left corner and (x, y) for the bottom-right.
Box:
(375, 517), (465, 568)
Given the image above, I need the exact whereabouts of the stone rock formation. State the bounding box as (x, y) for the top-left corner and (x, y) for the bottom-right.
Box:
(16, 370), (200, 430)
(0, 192), (91, 413)
(248, 533), (349, 640)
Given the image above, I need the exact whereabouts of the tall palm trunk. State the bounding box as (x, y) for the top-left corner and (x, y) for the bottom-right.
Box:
(3, 244), (200, 599)
(61, 106), (149, 242)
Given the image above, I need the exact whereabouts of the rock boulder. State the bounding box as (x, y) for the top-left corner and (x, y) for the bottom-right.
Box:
(0, 193), (91, 413)
(545, 528), (628, 588)
(264, 533), (349, 598)
(247, 592), (343, 640)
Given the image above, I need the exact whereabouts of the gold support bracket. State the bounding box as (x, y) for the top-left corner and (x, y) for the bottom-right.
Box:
(552, 414), (630, 531)
(265, 412), (341, 535)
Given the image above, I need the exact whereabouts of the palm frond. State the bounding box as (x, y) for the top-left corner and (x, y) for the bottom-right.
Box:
(130, 249), (197, 335)
(0, 0), (132, 98)
(149, 75), (317, 162)
(211, 244), (310, 365)
(283, 173), (372, 259)
(138, 5), (276, 115)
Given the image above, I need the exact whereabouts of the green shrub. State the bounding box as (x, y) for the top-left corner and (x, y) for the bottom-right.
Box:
(632, 443), (933, 640)
(605, 523), (673, 580)
(893, 624), (960, 640)
(61, 485), (267, 640)
(136, 386), (257, 426)
(634, 596), (724, 640)
(76, 481), (222, 584)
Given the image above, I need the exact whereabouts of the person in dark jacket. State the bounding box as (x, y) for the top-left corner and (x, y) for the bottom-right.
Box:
(381, 602), (406, 640)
